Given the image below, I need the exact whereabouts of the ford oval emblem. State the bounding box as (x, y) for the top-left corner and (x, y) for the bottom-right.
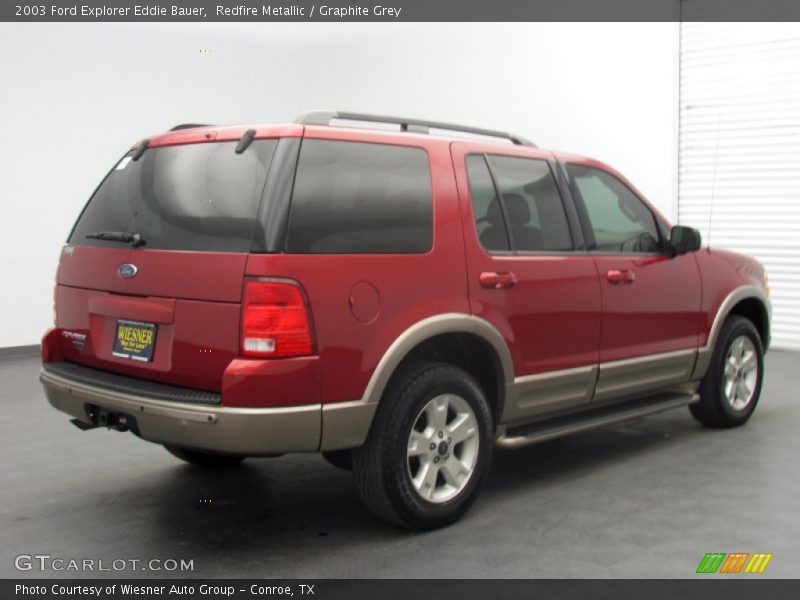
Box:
(117, 264), (138, 279)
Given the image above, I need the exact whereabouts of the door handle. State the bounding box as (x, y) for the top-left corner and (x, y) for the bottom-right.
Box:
(606, 269), (636, 285)
(480, 271), (517, 289)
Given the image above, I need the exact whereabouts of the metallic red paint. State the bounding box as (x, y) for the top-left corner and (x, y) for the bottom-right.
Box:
(245, 128), (469, 405)
(593, 253), (702, 361)
(451, 142), (603, 376)
(222, 357), (320, 407)
(694, 248), (768, 347)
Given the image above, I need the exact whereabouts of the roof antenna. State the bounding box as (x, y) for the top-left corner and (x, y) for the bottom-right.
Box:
(706, 112), (721, 253)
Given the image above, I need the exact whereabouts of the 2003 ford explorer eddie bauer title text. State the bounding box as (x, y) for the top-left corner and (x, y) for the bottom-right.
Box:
(40, 111), (771, 529)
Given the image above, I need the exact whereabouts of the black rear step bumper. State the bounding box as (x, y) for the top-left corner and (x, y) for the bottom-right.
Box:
(43, 362), (223, 406)
(40, 363), (322, 455)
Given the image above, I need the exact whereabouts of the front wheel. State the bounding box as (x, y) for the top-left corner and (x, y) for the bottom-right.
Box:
(165, 445), (246, 467)
(690, 315), (764, 428)
(353, 362), (494, 530)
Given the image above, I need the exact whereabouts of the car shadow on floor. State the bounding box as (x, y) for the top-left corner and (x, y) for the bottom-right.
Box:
(130, 409), (708, 551)
(14, 405), (754, 579)
(483, 409), (705, 502)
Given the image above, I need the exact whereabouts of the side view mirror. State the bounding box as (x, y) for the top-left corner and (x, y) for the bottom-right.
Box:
(669, 225), (702, 256)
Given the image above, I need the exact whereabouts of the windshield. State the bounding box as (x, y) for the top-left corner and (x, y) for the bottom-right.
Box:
(69, 140), (278, 252)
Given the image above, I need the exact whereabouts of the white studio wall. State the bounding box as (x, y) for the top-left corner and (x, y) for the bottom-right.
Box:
(680, 22), (800, 350)
(0, 22), (678, 348)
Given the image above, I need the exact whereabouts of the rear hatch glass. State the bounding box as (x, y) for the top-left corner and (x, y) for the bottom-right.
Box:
(56, 140), (279, 390)
(70, 140), (278, 252)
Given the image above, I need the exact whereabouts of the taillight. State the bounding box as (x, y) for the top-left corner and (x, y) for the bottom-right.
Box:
(241, 279), (313, 358)
(53, 262), (60, 326)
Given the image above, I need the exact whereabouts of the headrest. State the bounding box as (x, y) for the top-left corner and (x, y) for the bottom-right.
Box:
(487, 197), (505, 226)
(503, 194), (531, 225)
(487, 193), (530, 226)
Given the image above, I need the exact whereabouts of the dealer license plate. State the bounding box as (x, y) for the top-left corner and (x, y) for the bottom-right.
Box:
(112, 319), (157, 362)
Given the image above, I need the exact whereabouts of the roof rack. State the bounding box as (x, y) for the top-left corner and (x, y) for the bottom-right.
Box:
(296, 110), (536, 147)
(169, 123), (213, 131)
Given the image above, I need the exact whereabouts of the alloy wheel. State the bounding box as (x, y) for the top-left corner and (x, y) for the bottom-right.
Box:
(406, 394), (480, 504)
(723, 335), (759, 411)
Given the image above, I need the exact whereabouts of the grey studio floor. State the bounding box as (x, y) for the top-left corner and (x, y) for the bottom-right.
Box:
(1, 351), (798, 579)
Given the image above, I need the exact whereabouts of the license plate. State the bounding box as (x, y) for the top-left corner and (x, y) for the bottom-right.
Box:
(112, 319), (157, 362)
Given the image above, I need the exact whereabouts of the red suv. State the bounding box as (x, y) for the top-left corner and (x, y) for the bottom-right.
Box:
(41, 111), (771, 529)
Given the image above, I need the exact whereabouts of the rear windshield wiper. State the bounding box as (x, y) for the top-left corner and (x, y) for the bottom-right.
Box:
(85, 231), (146, 248)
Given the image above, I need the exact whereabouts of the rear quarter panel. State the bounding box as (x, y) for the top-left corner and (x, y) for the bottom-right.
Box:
(246, 131), (468, 404)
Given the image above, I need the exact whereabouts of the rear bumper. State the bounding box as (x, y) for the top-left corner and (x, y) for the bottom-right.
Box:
(40, 365), (321, 455)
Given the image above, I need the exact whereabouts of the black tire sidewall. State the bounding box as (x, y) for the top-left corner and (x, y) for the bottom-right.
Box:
(380, 365), (494, 528)
(707, 317), (764, 425)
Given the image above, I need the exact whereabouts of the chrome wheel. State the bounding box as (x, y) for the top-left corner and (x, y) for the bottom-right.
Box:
(406, 394), (480, 504)
(723, 335), (759, 411)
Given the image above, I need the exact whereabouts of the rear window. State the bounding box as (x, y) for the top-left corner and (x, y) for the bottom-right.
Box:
(69, 140), (278, 252)
(286, 139), (433, 253)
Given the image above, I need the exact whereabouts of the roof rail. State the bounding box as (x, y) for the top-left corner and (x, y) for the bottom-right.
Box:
(296, 110), (536, 147)
(169, 123), (213, 131)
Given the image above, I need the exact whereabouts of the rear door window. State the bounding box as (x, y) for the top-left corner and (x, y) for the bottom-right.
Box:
(69, 140), (278, 252)
(466, 154), (573, 253)
(466, 154), (510, 252)
(286, 140), (433, 254)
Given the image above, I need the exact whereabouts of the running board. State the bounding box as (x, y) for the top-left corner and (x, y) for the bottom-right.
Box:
(496, 392), (699, 449)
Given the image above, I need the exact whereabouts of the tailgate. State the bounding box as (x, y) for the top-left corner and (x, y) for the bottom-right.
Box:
(56, 248), (246, 391)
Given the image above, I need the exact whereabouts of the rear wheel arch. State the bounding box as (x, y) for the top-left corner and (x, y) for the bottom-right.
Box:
(385, 331), (506, 424)
(320, 315), (512, 452)
(364, 314), (513, 420)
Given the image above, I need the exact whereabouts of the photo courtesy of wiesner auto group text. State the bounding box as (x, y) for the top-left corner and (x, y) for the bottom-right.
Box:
(1, 0), (799, 598)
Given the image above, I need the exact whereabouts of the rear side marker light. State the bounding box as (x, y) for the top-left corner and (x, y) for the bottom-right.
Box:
(241, 280), (313, 358)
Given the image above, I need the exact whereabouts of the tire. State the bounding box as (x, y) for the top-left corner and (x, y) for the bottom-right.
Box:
(690, 315), (764, 428)
(165, 445), (246, 467)
(353, 361), (494, 530)
(322, 449), (353, 471)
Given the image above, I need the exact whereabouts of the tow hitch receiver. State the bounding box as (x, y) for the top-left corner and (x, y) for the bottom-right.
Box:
(72, 405), (137, 433)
